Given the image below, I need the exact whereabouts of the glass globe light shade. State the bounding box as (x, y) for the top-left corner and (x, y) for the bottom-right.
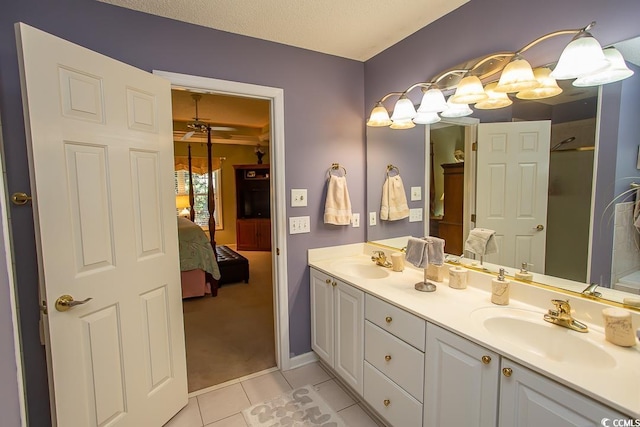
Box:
(390, 95), (417, 121)
(516, 67), (563, 100)
(417, 88), (448, 113)
(449, 76), (488, 104)
(366, 102), (392, 127)
(550, 33), (610, 80)
(441, 98), (473, 117)
(413, 111), (441, 125)
(475, 83), (513, 109)
(390, 119), (415, 130)
(573, 47), (634, 87)
(494, 57), (540, 93)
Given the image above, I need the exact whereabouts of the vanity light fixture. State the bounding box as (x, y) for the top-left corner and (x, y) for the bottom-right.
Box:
(516, 67), (563, 99)
(493, 56), (540, 93)
(366, 101), (393, 127)
(475, 82), (513, 109)
(550, 24), (609, 80)
(449, 76), (488, 104)
(573, 47), (634, 87)
(366, 21), (634, 129)
(440, 98), (473, 118)
(390, 94), (417, 122)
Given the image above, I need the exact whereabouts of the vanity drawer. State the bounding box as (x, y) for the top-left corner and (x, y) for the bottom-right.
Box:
(365, 294), (426, 351)
(365, 321), (424, 402)
(364, 361), (422, 427)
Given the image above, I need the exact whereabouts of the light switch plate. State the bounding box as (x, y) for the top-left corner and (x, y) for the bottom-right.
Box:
(291, 189), (307, 207)
(369, 212), (377, 226)
(409, 208), (423, 222)
(352, 213), (360, 227)
(411, 186), (422, 201)
(289, 216), (310, 234)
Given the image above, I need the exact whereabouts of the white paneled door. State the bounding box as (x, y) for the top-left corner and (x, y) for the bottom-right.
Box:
(476, 121), (551, 273)
(16, 23), (187, 426)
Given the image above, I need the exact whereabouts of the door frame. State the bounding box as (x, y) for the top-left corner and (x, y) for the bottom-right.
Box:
(153, 70), (290, 370)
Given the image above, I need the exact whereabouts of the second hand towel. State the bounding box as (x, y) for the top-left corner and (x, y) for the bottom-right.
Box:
(324, 175), (352, 225)
(380, 175), (410, 221)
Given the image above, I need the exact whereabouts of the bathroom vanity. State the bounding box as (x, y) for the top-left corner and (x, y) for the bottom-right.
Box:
(309, 243), (640, 427)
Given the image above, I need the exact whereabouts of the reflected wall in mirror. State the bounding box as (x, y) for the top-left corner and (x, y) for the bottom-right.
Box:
(366, 36), (640, 304)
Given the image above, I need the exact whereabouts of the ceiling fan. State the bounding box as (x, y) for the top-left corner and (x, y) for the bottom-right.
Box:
(180, 93), (236, 141)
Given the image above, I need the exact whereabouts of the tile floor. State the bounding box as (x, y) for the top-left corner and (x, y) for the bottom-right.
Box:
(164, 362), (384, 427)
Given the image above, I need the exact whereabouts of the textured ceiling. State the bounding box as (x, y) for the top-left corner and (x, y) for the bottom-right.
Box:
(98, 0), (469, 61)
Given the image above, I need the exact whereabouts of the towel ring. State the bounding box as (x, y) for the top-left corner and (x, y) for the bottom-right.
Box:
(386, 164), (400, 177)
(328, 163), (347, 177)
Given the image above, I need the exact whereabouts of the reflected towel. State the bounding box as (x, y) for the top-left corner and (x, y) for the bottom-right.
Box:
(425, 236), (445, 266)
(634, 188), (640, 230)
(324, 175), (352, 225)
(405, 237), (428, 268)
(380, 175), (410, 221)
(464, 228), (498, 256)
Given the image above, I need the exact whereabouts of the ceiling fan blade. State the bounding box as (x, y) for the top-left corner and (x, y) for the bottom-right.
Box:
(210, 126), (237, 132)
(181, 131), (195, 141)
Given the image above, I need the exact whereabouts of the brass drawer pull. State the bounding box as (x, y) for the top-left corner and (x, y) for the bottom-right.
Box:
(325, 279), (331, 284)
(384, 355), (392, 362)
(385, 316), (392, 323)
(481, 355), (491, 364)
(383, 399), (391, 407)
(502, 367), (513, 377)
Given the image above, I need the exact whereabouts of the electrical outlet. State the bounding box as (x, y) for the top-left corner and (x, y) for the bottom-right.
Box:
(291, 189), (307, 207)
(409, 208), (423, 222)
(352, 213), (360, 227)
(411, 186), (422, 201)
(289, 216), (310, 234)
(369, 212), (377, 226)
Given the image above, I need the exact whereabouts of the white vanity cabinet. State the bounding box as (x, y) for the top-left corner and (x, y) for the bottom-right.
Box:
(499, 358), (627, 426)
(424, 323), (500, 427)
(309, 268), (364, 395)
(363, 295), (426, 427)
(425, 323), (627, 427)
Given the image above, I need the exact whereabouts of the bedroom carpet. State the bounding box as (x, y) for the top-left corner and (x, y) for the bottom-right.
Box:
(182, 248), (275, 392)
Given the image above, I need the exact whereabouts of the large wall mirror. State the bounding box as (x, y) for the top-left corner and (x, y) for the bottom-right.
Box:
(366, 35), (640, 305)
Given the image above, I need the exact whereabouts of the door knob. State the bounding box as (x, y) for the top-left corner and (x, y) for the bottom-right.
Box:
(481, 355), (491, 364)
(502, 367), (513, 377)
(55, 295), (93, 312)
(535, 224), (544, 231)
(11, 192), (32, 206)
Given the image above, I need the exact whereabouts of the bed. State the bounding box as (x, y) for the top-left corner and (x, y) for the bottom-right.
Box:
(178, 217), (221, 298)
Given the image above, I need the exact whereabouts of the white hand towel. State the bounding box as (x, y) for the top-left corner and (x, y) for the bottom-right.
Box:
(324, 175), (352, 225)
(464, 228), (498, 256)
(634, 188), (640, 230)
(405, 237), (428, 268)
(425, 236), (446, 266)
(380, 175), (410, 221)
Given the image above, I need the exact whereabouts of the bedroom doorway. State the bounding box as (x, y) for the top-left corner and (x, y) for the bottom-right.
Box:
(157, 70), (289, 393)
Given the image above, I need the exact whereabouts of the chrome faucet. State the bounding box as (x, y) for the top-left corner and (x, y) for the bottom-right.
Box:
(371, 251), (392, 268)
(543, 299), (589, 333)
(581, 283), (601, 298)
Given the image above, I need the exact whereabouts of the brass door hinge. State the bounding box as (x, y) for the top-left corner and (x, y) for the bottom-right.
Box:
(472, 142), (477, 151)
(276, 248), (280, 256)
(471, 214), (476, 222)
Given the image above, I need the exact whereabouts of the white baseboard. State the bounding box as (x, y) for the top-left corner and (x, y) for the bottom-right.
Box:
(285, 351), (318, 370)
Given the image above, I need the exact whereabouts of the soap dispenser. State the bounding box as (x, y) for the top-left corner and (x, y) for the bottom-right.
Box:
(515, 262), (533, 282)
(491, 268), (510, 305)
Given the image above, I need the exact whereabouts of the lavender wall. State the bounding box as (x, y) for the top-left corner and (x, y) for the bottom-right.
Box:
(0, 0), (364, 424)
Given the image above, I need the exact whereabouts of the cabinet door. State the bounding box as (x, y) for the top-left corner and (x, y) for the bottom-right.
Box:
(425, 323), (499, 427)
(334, 279), (364, 396)
(236, 219), (258, 250)
(257, 219), (272, 250)
(499, 358), (627, 426)
(310, 268), (334, 366)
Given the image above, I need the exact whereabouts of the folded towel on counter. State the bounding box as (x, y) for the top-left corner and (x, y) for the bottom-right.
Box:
(324, 175), (352, 225)
(380, 175), (410, 221)
(405, 237), (428, 268)
(425, 236), (446, 266)
(464, 228), (498, 256)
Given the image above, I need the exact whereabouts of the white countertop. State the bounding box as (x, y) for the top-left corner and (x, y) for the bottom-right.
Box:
(308, 243), (640, 419)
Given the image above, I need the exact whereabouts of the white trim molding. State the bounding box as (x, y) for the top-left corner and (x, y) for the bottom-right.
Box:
(153, 70), (291, 370)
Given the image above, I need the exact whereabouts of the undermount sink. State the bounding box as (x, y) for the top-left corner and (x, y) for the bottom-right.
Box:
(470, 307), (617, 368)
(330, 258), (391, 280)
